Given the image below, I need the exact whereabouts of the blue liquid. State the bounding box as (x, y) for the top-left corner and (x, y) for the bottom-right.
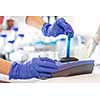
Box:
(66, 33), (71, 58)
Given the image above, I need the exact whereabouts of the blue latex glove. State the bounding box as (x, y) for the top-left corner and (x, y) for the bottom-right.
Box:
(42, 18), (74, 38)
(9, 57), (57, 79)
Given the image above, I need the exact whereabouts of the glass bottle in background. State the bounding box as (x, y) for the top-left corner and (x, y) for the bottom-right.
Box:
(56, 38), (66, 60)
(0, 34), (7, 53)
(47, 40), (57, 59)
(13, 27), (18, 39)
(77, 35), (88, 59)
(42, 16), (48, 23)
(14, 34), (24, 50)
(50, 16), (56, 24)
(4, 40), (15, 60)
(0, 33), (7, 59)
(7, 27), (18, 41)
(71, 35), (88, 60)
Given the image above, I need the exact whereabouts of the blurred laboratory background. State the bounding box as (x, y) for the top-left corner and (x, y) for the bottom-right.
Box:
(0, 16), (100, 64)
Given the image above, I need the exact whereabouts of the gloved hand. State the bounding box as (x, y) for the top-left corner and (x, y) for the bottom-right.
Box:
(42, 18), (74, 38)
(9, 57), (57, 79)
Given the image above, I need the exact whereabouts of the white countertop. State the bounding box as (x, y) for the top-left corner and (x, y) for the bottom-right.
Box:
(0, 66), (100, 83)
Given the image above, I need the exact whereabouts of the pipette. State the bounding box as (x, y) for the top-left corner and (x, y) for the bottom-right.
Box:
(88, 40), (97, 57)
(88, 25), (100, 57)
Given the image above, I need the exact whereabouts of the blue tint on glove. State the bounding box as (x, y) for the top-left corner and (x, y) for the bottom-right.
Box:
(42, 18), (74, 38)
(9, 57), (57, 79)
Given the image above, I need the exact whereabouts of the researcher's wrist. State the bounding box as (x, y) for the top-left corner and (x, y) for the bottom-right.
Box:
(9, 62), (18, 80)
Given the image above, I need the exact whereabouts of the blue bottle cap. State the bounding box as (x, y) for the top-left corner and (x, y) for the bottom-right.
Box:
(18, 34), (24, 37)
(60, 38), (66, 41)
(8, 40), (15, 43)
(12, 27), (18, 32)
(0, 34), (7, 37)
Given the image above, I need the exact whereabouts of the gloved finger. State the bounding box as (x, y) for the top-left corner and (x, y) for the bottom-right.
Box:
(56, 18), (66, 24)
(35, 66), (57, 73)
(32, 57), (55, 63)
(38, 61), (57, 69)
(67, 24), (74, 34)
(65, 28), (74, 38)
(32, 58), (57, 68)
(56, 18), (74, 37)
(39, 57), (56, 63)
(34, 58), (57, 68)
(56, 18), (68, 31)
(60, 23), (74, 38)
(59, 22), (73, 33)
(39, 73), (52, 78)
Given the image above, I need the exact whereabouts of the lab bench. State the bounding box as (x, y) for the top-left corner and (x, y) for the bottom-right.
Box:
(0, 66), (100, 83)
